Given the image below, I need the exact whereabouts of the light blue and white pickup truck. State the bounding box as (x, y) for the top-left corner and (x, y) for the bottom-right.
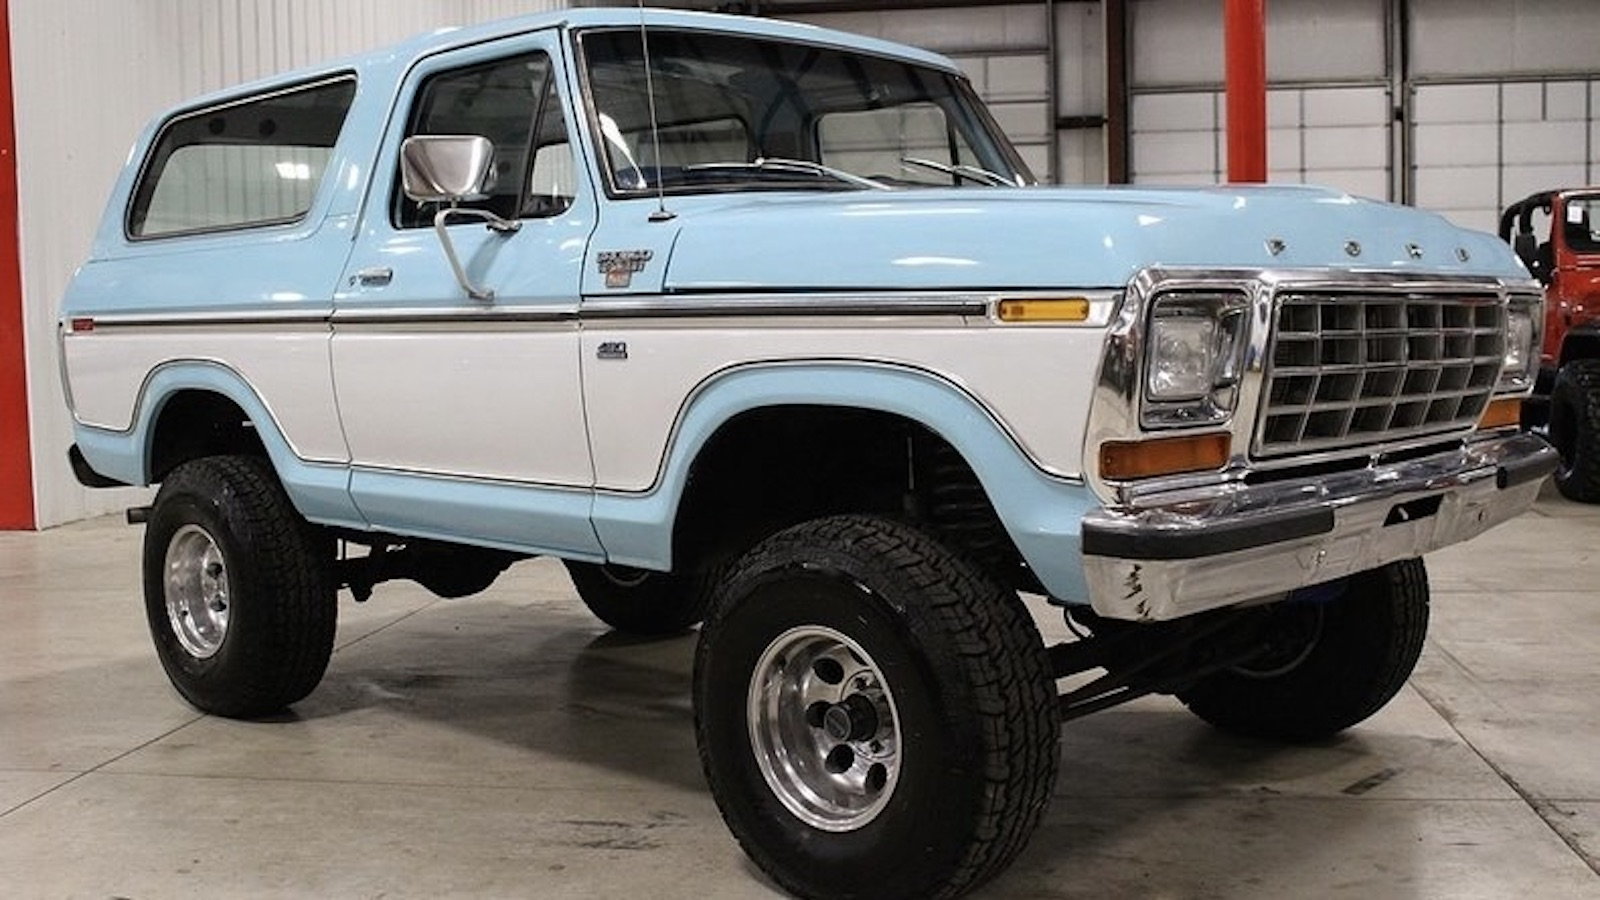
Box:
(59, 8), (1557, 898)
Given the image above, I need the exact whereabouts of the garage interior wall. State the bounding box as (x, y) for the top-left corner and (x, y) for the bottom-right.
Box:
(1129, 0), (1392, 198)
(1408, 0), (1600, 231)
(1127, 0), (1600, 232)
(7, 0), (562, 530)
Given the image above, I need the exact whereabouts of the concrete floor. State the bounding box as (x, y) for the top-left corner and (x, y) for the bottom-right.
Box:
(1, 484), (1598, 899)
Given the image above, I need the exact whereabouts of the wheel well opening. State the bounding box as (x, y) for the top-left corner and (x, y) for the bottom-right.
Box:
(148, 391), (267, 483)
(1561, 332), (1600, 368)
(672, 405), (1037, 592)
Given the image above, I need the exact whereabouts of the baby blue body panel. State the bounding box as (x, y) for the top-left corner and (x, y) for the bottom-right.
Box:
(71, 362), (360, 526)
(590, 363), (1098, 603)
(656, 185), (1526, 293)
(346, 469), (604, 561)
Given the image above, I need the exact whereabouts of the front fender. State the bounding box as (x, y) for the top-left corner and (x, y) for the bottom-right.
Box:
(590, 361), (1098, 603)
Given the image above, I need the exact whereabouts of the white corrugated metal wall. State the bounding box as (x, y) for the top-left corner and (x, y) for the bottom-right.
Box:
(11, 0), (562, 528)
(1128, 0), (1393, 200)
(1128, 0), (1600, 232)
(1408, 0), (1600, 231)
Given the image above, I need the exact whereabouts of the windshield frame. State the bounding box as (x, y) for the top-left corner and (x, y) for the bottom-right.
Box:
(569, 25), (1034, 200)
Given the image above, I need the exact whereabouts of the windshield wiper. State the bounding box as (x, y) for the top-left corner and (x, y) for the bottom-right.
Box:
(900, 156), (1018, 187)
(682, 157), (890, 191)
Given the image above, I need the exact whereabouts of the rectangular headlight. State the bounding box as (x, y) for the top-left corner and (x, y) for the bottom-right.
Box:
(1147, 316), (1219, 400)
(1142, 292), (1249, 428)
(1499, 295), (1542, 392)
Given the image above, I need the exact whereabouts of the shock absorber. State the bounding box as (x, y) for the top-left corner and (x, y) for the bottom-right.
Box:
(918, 438), (1020, 585)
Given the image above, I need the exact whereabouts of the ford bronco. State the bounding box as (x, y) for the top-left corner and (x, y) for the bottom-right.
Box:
(61, 9), (1556, 898)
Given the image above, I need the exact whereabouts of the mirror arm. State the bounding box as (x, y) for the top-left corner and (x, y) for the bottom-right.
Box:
(431, 207), (522, 302)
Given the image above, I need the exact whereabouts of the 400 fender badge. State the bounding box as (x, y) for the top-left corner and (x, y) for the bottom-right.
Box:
(597, 249), (654, 289)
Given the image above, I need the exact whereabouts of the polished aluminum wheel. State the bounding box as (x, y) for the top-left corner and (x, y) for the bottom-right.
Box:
(163, 524), (231, 659)
(747, 625), (902, 832)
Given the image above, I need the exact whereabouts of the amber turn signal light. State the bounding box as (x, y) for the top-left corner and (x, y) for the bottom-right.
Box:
(1478, 396), (1523, 430)
(1100, 433), (1231, 481)
(995, 297), (1091, 322)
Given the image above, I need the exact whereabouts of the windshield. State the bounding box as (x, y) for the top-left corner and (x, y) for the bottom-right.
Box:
(578, 28), (1032, 195)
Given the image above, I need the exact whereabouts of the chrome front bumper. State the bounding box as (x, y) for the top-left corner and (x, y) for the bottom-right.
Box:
(1080, 432), (1558, 621)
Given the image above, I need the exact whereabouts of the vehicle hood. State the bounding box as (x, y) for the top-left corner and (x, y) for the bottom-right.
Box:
(659, 184), (1526, 292)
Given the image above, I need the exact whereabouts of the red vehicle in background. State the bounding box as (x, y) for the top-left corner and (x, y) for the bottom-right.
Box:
(1501, 189), (1600, 501)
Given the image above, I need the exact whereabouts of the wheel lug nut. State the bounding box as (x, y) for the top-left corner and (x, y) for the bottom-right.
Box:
(824, 744), (854, 774)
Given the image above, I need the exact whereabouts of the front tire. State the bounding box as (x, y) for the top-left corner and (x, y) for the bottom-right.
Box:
(1177, 559), (1429, 742)
(695, 515), (1058, 900)
(142, 455), (336, 718)
(1549, 358), (1600, 502)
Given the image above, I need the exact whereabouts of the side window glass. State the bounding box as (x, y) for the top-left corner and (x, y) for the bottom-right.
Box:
(817, 102), (974, 185)
(398, 51), (575, 228)
(523, 73), (577, 218)
(128, 77), (356, 239)
(1566, 198), (1600, 253)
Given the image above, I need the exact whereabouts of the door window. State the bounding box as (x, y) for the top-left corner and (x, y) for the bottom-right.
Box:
(396, 51), (576, 227)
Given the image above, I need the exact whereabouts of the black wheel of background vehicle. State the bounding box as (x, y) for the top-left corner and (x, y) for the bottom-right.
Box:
(564, 561), (711, 635)
(141, 455), (337, 718)
(1548, 358), (1600, 503)
(1176, 558), (1430, 742)
(694, 515), (1059, 900)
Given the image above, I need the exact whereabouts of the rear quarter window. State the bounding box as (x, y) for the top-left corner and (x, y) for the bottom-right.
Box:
(126, 76), (356, 239)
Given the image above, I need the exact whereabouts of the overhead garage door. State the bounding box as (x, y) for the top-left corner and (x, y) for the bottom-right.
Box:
(1411, 79), (1600, 233)
(1131, 85), (1391, 200)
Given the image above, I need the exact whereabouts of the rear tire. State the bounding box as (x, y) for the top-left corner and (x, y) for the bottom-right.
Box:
(564, 561), (710, 635)
(1549, 358), (1600, 503)
(142, 455), (337, 718)
(695, 515), (1058, 900)
(1177, 559), (1429, 742)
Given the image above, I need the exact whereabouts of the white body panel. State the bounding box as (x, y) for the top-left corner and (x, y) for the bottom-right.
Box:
(62, 327), (349, 463)
(331, 323), (592, 486)
(580, 317), (1103, 491)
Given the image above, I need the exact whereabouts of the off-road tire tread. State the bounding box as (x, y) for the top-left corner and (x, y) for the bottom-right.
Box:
(146, 455), (335, 718)
(696, 515), (1058, 900)
(1178, 558), (1429, 742)
(1551, 358), (1600, 503)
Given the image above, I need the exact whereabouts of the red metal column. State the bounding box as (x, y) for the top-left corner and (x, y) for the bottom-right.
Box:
(0, 0), (35, 529)
(1224, 0), (1268, 182)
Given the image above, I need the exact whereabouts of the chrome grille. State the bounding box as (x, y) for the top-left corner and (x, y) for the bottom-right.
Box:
(1255, 293), (1504, 457)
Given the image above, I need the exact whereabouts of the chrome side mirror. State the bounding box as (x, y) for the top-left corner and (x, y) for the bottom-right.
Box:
(401, 134), (495, 202)
(400, 135), (520, 302)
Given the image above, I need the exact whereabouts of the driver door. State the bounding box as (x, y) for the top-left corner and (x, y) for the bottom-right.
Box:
(331, 31), (601, 556)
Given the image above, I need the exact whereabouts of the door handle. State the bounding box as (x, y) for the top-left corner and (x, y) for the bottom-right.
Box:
(354, 266), (393, 287)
